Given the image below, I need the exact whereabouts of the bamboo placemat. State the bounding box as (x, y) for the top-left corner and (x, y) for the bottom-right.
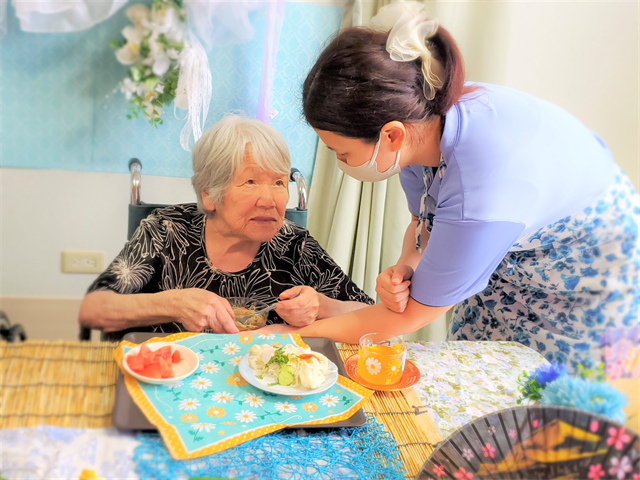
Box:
(0, 340), (442, 478)
(0, 340), (119, 429)
(337, 343), (442, 479)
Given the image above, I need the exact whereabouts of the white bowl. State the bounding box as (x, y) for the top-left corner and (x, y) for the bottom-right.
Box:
(122, 342), (199, 385)
(238, 353), (339, 396)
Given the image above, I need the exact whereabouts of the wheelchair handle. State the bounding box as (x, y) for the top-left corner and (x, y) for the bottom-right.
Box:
(129, 158), (142, 206)
(289, 168), (307, 211)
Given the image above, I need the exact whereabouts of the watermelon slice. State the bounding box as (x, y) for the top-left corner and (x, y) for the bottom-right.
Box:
(172, 350), (182, 364)
(127, 344), (185, 379)
(158, 357), (173, 378)
(126, 355), (145, 372)
(140, 363), (162, 379)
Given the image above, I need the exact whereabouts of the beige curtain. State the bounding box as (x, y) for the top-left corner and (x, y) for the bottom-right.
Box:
(307, 0), (512, 341)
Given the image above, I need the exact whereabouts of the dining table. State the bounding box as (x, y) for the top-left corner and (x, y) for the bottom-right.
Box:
(0, 338), (547, 479)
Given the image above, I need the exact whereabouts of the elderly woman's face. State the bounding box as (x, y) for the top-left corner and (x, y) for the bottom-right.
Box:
(204, 152), (289, 242)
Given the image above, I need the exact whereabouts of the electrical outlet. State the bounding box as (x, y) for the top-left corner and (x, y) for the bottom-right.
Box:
(61, 250), (105, 274)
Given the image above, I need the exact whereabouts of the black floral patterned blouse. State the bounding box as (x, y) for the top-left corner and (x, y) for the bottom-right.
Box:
(88, 204), (373, 335)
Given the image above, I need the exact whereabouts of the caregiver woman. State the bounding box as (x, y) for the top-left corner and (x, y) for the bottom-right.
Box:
(260, 2), (639, 370)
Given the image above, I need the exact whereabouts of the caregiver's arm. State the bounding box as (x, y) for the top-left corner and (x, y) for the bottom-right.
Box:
(265, 298), (451, 344)
(276, 286), (369, 327)
(376, 216), (428, 312)
(397, 215), (428, 270)
(79, 289), (238, 333)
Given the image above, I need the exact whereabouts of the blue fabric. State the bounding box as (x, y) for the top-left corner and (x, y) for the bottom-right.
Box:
(132, 416), (407, 480)
(401, 83), (618, 307)
(450, 165), (640, 373)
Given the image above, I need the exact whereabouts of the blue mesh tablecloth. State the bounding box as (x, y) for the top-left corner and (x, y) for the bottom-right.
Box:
(133, 415), (407, 480)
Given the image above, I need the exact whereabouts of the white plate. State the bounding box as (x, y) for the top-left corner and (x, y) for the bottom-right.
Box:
(122, 342), (199, 385)
(238, 353), (339, 396)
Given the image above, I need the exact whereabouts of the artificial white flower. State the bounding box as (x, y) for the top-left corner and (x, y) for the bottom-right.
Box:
(178, 398), (200, 411)
(190, 376), (212, 390)
(365, 357), (382, 376)
(114, 0), (188, 126)
(211, 392), (234, 404)
(122, 25), (144, 44)
(230, 356), (243, 367)
(126, 4), (150, 26)
(319, 395), (340, 408)
(222, 342), (239, 355)
(152, 52), (171, 76)
(165, 380), (183, 389)
(115, 25), (146, 65)
(115, 46), (139, 65)
(191, 422), (214, 433)
(235, 410), (257, 423)
(274, 402), (297, 414)
(201, 362), (220, 374)
(258, 334), (275, 340)
(153, 6), (183, 41)
(244, 394), (265, 408)
(120, 78), (145, 101)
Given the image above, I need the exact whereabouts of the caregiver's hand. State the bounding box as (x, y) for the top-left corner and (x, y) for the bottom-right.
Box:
(276, 286), (321, 327)
(171, 288), (239, 333)
(376, 264), (414, 313)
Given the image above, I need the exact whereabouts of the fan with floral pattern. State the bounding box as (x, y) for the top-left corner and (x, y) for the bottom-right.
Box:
(417, 406), (639, 480)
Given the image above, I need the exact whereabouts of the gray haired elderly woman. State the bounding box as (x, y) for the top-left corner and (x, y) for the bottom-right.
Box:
(79, 115), (373, 338)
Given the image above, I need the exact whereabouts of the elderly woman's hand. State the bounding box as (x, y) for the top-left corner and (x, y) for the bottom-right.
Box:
(276, 286), (322, 327)
(171, 288), (239, 333)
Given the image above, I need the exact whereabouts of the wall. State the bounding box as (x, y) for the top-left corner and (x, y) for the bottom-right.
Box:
(504, 1), (639, 188)
(434, 0), (639, 188)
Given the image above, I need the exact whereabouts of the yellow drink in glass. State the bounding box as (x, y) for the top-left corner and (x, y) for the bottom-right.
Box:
(357, 333), (406, 385)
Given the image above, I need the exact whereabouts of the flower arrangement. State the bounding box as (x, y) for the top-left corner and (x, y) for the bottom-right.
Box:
(111, 0), (187, 125)
(517, 362), (629, 423)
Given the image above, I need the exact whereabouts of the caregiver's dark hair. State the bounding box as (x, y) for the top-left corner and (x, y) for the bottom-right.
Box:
(303, 25), (474, 143)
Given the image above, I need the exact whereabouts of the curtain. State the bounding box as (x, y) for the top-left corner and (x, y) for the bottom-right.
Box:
(307, 0), (513, 341)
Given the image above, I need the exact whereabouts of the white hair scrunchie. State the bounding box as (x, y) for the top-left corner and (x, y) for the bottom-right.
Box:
(370, 2), (444, 101)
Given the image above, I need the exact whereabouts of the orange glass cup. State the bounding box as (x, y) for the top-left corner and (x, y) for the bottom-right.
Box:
(357, 333), (407, 385)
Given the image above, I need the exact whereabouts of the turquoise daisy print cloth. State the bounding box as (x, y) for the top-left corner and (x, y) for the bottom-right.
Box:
(450, 165), (640, 373)
(114, 333), (373, 459)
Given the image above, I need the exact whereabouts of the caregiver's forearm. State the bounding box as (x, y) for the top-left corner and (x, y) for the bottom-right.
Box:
(397, 216), (428, 272)
(317, 295), (370, 320)
(299, 300), (451, 344)
(79, 290), (177, 332)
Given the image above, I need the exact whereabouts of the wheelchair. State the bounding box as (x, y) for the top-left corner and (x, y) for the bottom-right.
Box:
(79, 158), (308, 341)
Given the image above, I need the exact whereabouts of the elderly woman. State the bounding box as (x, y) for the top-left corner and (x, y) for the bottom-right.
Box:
(79, 115), (373, 338)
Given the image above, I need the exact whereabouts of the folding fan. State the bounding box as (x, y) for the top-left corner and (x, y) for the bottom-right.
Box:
(417, 406), (639, 480)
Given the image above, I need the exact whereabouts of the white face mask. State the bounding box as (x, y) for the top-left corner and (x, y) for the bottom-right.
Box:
(337, 139), (402, 182)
